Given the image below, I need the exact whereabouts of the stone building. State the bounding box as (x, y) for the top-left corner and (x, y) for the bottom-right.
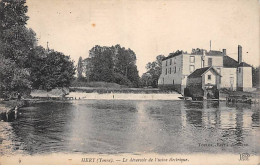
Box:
(158, 45), (253, 95)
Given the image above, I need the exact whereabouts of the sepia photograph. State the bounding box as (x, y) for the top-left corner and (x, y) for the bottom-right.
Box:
(0, 0), (259, 165)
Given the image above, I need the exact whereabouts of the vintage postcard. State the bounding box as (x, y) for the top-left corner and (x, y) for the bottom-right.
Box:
(0, 0), (259, 165)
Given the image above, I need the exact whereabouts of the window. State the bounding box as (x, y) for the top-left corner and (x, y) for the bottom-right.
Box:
(169, 68), (171, 74)
(208, 58), (212, 66)
(190, 56), (195, 63)
(166, 60), (167, 66)
(165, 68), (167, 75)
(170, 59), (172, 65)
(174, 57), (176, 64)
(208, 75), (211, 80)
(239, 68), (241, 73)
(189, 65), (195, 73)
(173, 79), (174, 85)
(174, 67), (176, 73)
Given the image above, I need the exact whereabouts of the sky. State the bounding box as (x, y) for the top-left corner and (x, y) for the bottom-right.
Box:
(26, 0), (260, 75)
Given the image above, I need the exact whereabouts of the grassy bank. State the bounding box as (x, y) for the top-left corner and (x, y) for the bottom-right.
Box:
(71, 81), (128, 88)
(69, 87), (178, 94)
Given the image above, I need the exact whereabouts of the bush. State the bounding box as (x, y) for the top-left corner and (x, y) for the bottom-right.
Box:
(114, 73), (133, 87)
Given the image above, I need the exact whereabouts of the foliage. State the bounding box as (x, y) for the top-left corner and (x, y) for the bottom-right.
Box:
(71, 80), (125, 88)
(113, 73), (133, 87)
(252, 66), (260, 88)
(30, 51), (76, 91)
(0, 0), (34, 97)
(77, 56), (84, 80)
(89, 46), (115, 83)
(0, 0), (76, 97)
(0, 57), (31, 98)
(87, 45), (140, 87)
(141, 55), (165, 88)
(140, 72), (153, 87)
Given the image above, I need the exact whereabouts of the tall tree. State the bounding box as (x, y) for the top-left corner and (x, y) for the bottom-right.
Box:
(89, 46), (114, 82)
(87, 45), (140, 87)
(77, 56), (83, 80)
(30, 50), (75, 90)
(0, 0), (36, 67)
(0, 0), (36, 97)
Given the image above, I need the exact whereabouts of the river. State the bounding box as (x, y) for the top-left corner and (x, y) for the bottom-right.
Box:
(0, 100), (259, 155)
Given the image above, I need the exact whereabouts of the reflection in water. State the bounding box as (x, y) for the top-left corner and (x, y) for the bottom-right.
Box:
(0, 100), (259, 155)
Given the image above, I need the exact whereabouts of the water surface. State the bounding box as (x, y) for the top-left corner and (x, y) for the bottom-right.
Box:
(0, 100), (259, 155)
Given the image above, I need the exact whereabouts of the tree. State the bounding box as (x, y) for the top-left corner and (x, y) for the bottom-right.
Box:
(87, 45), (140, 87)
(0, 56), (31, 98)
(0, 0), (36, 97)
(0, 0), (36, 67)
(30, 51), (76, 90)
(126, 64), (140, 87)
(143, 55), (165, 88)
(29, 46), (47, 89)
(140, 72), (152, 87)
(0, 0), (77, 97)
(89, 46), (115, 82)
(252, 66), (260, 88)
(77, 56), (84, 80)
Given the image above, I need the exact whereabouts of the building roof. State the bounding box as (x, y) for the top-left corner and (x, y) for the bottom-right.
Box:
(207, 50), (223, 56)
(162, 49), (224, 61)
(223, 56), (239, 68)
(238, 62), (252, 67)
(161, 49), (251, 68)
(188, 67), (221, 78)
(162, 52), (182, 61)
(191, 50), (223, 56)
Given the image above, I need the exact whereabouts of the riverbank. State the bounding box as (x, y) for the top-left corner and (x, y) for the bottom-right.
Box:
(0, 100), (26, 121)
(67, 91), (182, 100)
(70, 87), (163, 93)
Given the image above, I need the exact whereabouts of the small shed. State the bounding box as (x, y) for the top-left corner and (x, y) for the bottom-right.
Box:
(186, 67), (221, 99)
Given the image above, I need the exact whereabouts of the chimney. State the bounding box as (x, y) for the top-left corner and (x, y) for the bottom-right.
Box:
(238, 45), (242, 64)
(202, 49), (206, 56)
(222, 49), (226, 56)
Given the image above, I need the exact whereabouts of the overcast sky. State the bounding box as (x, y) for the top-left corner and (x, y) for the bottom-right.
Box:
(26, 0), (259, 75)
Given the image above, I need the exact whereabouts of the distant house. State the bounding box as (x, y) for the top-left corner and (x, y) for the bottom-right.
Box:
(158, 45), (253, 96)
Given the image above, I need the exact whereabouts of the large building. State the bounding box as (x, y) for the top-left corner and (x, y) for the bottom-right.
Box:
(158, 45), (253, 96)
